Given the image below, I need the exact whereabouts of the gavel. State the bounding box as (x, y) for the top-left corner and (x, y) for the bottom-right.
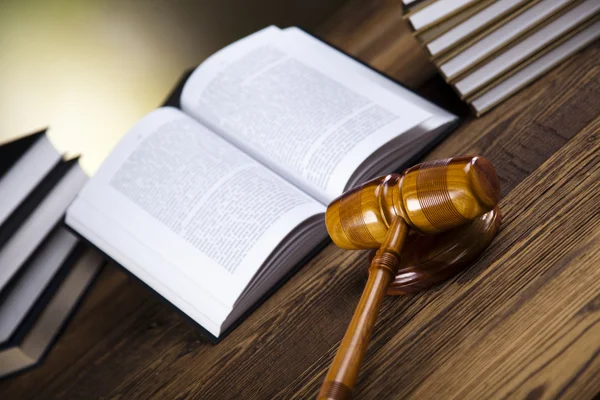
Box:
(318, 156), (501, 399)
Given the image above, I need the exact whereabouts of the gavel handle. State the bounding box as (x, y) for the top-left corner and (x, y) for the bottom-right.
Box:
(318, 218), (408, 400)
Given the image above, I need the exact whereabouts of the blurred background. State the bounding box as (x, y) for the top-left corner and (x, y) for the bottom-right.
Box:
(0, 0), (346, 174)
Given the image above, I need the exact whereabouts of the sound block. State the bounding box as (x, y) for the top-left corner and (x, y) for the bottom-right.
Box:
(387, 207), (502, 295)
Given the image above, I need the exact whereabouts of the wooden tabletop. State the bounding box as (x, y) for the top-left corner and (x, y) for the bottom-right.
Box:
(2, 0), (599, 398)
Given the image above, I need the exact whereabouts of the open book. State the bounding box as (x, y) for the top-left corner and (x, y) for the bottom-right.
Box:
(66, 26), (457, 339)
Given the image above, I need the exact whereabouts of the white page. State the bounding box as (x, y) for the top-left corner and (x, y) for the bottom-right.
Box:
(0, 163), (87, 292)
(409, 0), (477, 30)
(69, 107), (325, 309)
(427, 0), (529, 56)
(181, 26), (432, 204)
(0, 228), (78, 343)
(456, 0), (600, 96)
(440, 0), (573, 79)
(67, 199), (227, 336)
(0, 136), (61, 225)
(0, 248), (103, 379)
(471, 19), (600, 114)
(280, 27), (455, 190)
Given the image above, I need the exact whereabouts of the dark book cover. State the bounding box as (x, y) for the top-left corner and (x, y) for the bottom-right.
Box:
(0, 243), (85, 351)
(0, 243), (104, 380)
(0, 159), (77, 251)
(0, 130), (46, 180)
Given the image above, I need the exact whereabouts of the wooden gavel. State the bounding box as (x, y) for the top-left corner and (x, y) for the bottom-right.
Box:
(318, 156), (501, 399)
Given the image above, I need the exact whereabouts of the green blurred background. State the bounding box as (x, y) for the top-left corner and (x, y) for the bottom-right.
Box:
(0, 0), (345, 174)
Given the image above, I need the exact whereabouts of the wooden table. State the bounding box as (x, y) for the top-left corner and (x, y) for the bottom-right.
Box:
(2, 0), (599, 398)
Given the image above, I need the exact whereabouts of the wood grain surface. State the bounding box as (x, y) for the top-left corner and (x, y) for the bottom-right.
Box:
(1, 0), (599, 398)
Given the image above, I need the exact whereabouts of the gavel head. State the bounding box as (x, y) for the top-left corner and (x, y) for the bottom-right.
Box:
(325, 156), (501, 249)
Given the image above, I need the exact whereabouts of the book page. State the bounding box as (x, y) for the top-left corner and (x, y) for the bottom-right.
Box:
(455, 0), (600, 97)
(427, 0), (529, 56)
(471, 20), (600, 114)
(439, 0), (573, 79)
(409, 0), (478, 31)
(68, 107), (325, 311)
(180, 26), (433, 204)
(0, 135), (61, 226)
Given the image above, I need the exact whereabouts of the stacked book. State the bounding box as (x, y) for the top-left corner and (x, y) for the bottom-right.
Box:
(403, 0), (600, 115)
(0, 130), (104, 378)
